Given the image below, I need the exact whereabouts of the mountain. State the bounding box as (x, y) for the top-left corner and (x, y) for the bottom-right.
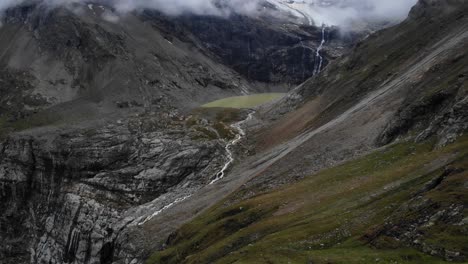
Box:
(0, 1), (357, 126)
(0, 3), (249, 123)
(1, 0), (467, 264)
(146, 0), (468, 263)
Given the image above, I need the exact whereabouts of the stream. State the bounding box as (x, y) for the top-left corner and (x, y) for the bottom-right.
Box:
(209, 112), (254, 184)
(138, 111), (254, 224)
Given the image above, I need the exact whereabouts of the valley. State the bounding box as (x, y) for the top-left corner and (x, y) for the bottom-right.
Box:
(0, 0), (467, 264)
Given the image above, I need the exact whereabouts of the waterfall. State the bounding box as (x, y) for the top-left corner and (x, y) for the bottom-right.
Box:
(313, 25), (327, 76)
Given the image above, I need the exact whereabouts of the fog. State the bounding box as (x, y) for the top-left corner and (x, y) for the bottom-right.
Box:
(0, 0), (419, 27)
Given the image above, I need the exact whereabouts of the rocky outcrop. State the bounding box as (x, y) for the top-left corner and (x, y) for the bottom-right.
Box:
(365, 166), (467, 262)
(377, 70), (467, 146)
(0, 113), (228, 263)
(420, 94), (468, 146)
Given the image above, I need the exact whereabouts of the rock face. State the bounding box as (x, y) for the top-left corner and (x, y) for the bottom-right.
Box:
(0, 112), (227, 263)
(138, 10), (354, 87)
(173, 15), (344, 85)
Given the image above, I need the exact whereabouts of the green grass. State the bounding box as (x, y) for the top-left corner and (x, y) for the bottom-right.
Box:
(148, 136), (468, 264)
(202, 93), (285, 109)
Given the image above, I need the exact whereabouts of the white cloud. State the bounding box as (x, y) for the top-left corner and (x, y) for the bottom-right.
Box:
(0, 0), (418, 27)
(265, 0), (418, 27)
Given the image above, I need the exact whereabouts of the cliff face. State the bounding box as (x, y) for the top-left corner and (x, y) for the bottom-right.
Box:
(172, 15), (344, 85)
(0, 112), (230, 263)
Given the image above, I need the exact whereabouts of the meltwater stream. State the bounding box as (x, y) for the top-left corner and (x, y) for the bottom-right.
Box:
(138, 112), (254, 225)
(138, 195), (191, 225)
(209, 112), (254, 184)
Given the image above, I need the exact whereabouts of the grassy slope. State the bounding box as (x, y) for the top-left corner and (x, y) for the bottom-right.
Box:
(148, 136), (468, 264)
(202, 94), (285, 109)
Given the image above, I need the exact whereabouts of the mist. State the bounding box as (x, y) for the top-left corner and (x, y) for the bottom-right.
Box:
(0, 0), (419, 27)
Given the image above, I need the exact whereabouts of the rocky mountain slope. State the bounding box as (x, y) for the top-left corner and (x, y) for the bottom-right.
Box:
(0, 3), (248, 126)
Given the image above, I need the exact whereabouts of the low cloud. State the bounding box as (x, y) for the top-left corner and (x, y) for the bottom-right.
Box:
(309, 0), (419, 26)
(0, 0), (418, 27)
(261, 0), (418, 28)
(0, 0), (260, 17)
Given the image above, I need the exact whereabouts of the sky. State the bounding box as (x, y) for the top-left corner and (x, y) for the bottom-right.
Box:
(0, 0), (419, 27)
